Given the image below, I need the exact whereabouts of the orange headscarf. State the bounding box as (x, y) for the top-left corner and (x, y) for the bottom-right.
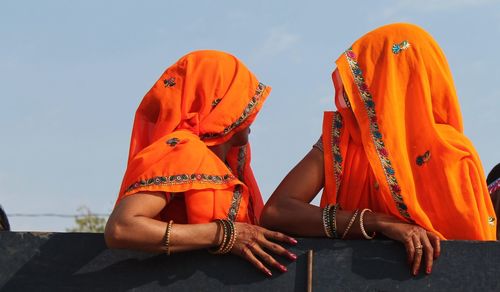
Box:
(320, 23), (496, 240)
(117, 50), (271, 224)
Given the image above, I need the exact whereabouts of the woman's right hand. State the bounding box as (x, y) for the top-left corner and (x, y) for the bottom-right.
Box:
(372, 214), (441, 276)
(231, 223), (298, 277)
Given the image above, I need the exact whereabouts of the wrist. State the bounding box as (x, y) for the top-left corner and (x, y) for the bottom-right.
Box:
(209, 219), (236, 254)
(363, 212), (385, 234)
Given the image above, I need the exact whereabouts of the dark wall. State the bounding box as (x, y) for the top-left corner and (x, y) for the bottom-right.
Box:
(1, 232), (500, 291)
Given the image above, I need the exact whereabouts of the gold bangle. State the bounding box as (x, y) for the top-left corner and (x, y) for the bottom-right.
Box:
(162, 220), (174, 255)
(341, 209), (359, 239)
(209, 219), (227, 254)
(322, 205), (333, 238)
(359, 209), (376, 239)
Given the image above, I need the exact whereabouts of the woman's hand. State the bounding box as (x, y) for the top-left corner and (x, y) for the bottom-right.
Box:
(372, 214), (441, 276)
(231, 223), (298, 277)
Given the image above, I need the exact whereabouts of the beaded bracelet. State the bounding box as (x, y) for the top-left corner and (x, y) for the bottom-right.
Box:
(330, 204), (339, 239)
(162, 220), (174, 255)
(322, 205), (334, 238)
(341, 209), (359, 239)
(221, 220), (237, 254)
(359, 209), (376, 239)
(219, 219), (232, 254)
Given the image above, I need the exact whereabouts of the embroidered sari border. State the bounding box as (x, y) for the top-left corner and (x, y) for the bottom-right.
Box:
(125, 173), (236, 194)
(201, 83), (267, 140)
(343, 48), (412, 220)
(489, 177), (500, 194)
(331, 112), (343, 200)
(227, 147), (247, 221)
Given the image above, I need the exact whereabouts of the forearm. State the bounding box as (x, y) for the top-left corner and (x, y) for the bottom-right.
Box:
(261, 197), (387, 239)
(336, 209), (411, 239)
(334, 209), (378, 239)
(105, 216), (222, 253)
(261, 197), (325, 237)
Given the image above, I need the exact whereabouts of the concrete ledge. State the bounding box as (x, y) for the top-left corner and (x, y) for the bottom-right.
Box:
(1, 232), (500, 291)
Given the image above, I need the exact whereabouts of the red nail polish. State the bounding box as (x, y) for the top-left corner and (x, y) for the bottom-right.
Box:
(280, 265), (288, 272)
(290, 238), (298, 244)
(288, 252), (297, 260)
(426, 268), (432, 274)
(266, 270), (273, 277)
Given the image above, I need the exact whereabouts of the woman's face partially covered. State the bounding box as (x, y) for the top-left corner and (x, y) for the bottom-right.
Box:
(333, 69), (349, 110)
(229, 126), (250, 147)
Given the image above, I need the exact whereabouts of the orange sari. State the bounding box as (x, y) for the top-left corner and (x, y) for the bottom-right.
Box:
(320, 23), (496, 240)
(116, 50), (271, 225)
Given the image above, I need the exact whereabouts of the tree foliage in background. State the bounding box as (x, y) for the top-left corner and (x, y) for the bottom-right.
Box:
(66, 206), (107, 233)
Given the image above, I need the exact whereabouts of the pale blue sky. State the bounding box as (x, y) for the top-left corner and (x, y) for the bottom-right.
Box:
(1, 0), (499, 231)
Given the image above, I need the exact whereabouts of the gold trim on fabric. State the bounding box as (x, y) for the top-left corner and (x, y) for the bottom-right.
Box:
(125, 173), (235, 194)
(201, 83), (266, 140)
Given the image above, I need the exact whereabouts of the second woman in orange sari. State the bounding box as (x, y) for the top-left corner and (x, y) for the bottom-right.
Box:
(105, 50), (297, 277)
(262, 23), (497, 276)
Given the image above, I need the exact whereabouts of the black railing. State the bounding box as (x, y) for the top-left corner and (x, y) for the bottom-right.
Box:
(1, 232), (500, 291)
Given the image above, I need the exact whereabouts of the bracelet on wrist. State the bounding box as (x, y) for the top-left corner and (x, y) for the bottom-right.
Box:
(322, 205), (333, 238)
(162, 220), (174, 255)
(341, 209), (359, 239)
(330, 204), (340, 239)
(359, 208), (376, 239)
(209, 219), (237, 254)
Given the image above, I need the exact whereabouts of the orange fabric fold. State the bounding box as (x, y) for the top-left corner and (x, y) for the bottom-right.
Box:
(321, 23), (496, 240)
(116, 50), (270, 224)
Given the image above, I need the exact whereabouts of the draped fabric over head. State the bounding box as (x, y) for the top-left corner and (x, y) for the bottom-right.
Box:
(116, 50), (270, 224)
(320, 23), (496, 240)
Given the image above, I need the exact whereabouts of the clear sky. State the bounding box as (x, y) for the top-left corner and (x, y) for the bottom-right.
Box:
(1, 0), (499, 231)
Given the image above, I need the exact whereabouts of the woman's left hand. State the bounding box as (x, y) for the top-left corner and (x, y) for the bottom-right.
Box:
(373, 214), (441, 276)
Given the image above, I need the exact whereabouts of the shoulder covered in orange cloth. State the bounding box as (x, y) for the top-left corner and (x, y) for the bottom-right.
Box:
(321, 23), (496, 240)
(117, 50), (271, 224)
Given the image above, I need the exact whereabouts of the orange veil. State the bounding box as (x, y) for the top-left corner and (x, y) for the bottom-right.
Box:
(116, 50), (270, 224)
(320, 23), (496, 240)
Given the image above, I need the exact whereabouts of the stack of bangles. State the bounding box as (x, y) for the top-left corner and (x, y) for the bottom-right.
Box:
(322, 205), (376, 240)
(209, 219), (237, 254)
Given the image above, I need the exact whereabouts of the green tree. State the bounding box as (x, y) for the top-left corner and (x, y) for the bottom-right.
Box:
(66, 206), (107, 233)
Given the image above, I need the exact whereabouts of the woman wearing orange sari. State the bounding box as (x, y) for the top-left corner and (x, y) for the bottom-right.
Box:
(487, 163), (500, 238)
(261, 23), (497, 276)
(105, 50), (297, 277)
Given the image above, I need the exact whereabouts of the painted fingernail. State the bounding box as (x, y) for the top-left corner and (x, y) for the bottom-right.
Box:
(266, 270), (273, 277)
(426, 267), (432, 274)
(279, 265), (288, 272)
(288, 252), (298, 260)
(289, 238), (298, 244)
